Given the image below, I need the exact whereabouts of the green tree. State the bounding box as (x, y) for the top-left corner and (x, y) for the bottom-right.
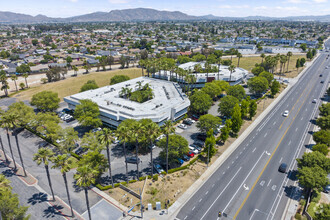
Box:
(297, 166), (329, 191)
(110, 75), (130, 85)
(79, 151), (107, 179)
(240, 99), (249, 119)
(52, 154), (75, 217)
(189, 90), (212, 114)
(204, 129), (216, 166)
(315, 203), (330, 220)
(227, 85), (246, 101)
(259, 71), (274, 85)
(158, 134), (189, 165)
(16, 64), (30, 74)
(116, 124), (131, 182)
(313, 130), (330, 146)
(297, 152), (330, 173)
(300, 43), (307, 52)
(31, 91), (60, 112)
(213, 80), (230, 93)
(231, 103), (243, 134)
(316, 115), (330, 130)
(19, 82), (25, 90)
(286, 51), (292, 73)
(312, 144), (329, 156)
(201, 82), (221, 99)
(22, 73), (29, 88)
(220, 126), (230, 144)
(66, 56), (73, 67)
(97, 128), (115, 188)
(33, 148), (56, 201)
(57, 127), (78, 154)
(80, 80), (99, 92)
(319, 103), (330, 117)
(74, 165), (98, 220)
(32, 39), (38, 46)
(251, 66), (265, 76)
(1, 111), (18, 170)
(196, 114), (221, 133)
(144, 120), (160, 177)
(249, 100), (257, 119)
(218, 95), (239, 118)
(162, 120), (175, 173)
(74, 99), (102, 128)
(248, 76), (269, 95)
(10, 75), (18, 92)
(271, 80), (280, 97)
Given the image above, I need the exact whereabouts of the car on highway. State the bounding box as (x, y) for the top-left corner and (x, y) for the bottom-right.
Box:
(278, 163), (287, 173)
(319, 74), (323, 77)
(187, 151), (195, 158)
(312, 99), (317, 103)
(283, 110), (289, 117)
(320, 80), (324, 83)
(154, 164), (164, 174)
(178, 123), (188, 130)
(125, 157), (140, 164)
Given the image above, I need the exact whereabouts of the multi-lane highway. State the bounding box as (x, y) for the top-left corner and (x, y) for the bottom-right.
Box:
(176, 47), (330, 220)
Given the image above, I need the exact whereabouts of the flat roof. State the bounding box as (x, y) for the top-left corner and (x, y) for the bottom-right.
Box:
(65, 77), (190, 118)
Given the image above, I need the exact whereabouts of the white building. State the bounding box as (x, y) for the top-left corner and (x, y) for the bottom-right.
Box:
(64, 77), (190, 128)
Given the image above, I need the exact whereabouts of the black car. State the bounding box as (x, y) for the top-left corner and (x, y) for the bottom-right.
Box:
(278, 163), (287, 173)
(321, 80), (324, 83)
(320, 74), (323, 77)
(182, 155), (190, 161)
(75, 147), (87, 155)
(125, 157), (141, 164)
(196, 133), (207, 141)
(183, 119), (193, 125)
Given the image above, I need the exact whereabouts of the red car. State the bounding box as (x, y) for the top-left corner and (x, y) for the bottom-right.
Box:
(187, 151), (195, 158)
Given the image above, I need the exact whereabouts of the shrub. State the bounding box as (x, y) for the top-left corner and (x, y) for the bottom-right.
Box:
(295, 213), (302, 220)
(311, 190), (321, 203)
(139, 176), (147, 181)
(129, 179), (137, 183)
(96, 184), (113, 191)
(152, 175), (159, 181)
(114, 183), (120, 188)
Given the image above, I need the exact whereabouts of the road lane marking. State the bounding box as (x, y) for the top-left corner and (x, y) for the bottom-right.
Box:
(200, 167), (242, 220)
(264, 133), (268, 137)
(212, 184), (215, 188)
(222, 153), (266, 214)
(279, 157), (283, 163)
(267, 179), (272, 187)
(265, 151), (271, 156)
(223, 172), (225, 175)
(288, 140), (291, 145)
(233, 75), (317, 219)
(232, 161), (234, 164)
(246, 143), (249, 146)
(273, 121), (276, 125)
(295, 127), (298, 132)
(260, 180), (265, 187)
(236, 156), (238, 159)
(252, 147), (256, 153)
(199, 198), (202, 202)
(271, 185), (277, 191)
(192, 206), (195, 211)
(205, 191), (208, 195)
(243, 184), (249, 190)
(301, 117), (304, 120)
(184, 216), (188, 220)
(228, 166), (230, 169)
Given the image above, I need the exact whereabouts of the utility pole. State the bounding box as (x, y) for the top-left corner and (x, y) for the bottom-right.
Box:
(139, 188), (143, 219)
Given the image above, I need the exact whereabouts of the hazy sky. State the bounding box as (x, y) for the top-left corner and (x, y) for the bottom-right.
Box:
(1, 0), (330, 18)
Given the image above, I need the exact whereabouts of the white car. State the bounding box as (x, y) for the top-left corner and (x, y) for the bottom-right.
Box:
(178, 124), (188, 130)
(283, 110), (289, 117)
(92, 127), (102, 133)
(156, 134), (166, 141)
(189, 146), (199, 154)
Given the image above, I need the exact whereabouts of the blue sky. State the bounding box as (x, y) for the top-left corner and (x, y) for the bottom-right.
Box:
(1, 0), (330, 18)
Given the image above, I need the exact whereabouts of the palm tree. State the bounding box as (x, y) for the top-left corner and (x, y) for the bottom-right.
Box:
(116, 126), (130, 183)
(161, 121), (175, 174)
(0, 109), (8, 163)
(72, 65), (78, 76)
(97, 128), (115, 188)
(0, 71), (9, 96)
(138, 59), (145, 76)
(144, 121), (160, 177)
(286, 51), (292, 73)
(74, 165), (97, 220)
(1, 112), (17, 171)
(33, 148), (55, 201)
(22, 73), (29, 88)
(107, 55), (114, 70)
(260, 53), (265, 64)
(228, 65), (236, 82)
(131, 122), (144, 179)
(10, 75), (18, 92)
(52, 154), (75, 217)
(236, 53), (242, 67)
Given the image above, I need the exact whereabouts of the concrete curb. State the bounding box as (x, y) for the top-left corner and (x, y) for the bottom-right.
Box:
(166, 53), (320, 219)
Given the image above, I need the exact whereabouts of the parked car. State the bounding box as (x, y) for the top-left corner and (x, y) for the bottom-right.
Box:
(312, 99), (317, 103)
(39, 141), (48, 148)
(182, 155), (190, 161)
(92, 127), (102, 133)
(324, 184), (330, 193)
(320, 74), (323, 77)
(125, 157), (140, 164)
(154, 164), (164, 174)
(191, 144), (202, 152)
(278, 163), (287, 173)
(177, 158), (184, 165)
(156, 134), (166, 142)
(178, 124), (188, 130)
(192, 114), (200, 121)
(187, 151), (195, 158)
(283, 110), (289, 117)
(183, 118), (195, 125)
(196, 133), (207, 141)
(194, 141), (204, 147)
(189, 146), (199, 154)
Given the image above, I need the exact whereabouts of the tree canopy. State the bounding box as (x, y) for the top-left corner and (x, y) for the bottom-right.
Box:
(74, 99), (102, 128)
(158, 134), (189, 165)
(80, 80), (99, 92)
(196, 114), (221, 133)
(31, 91), (60, 112)
(248, 76), (269, 95)
(189, 90), (212, 114)
(227, 85), (246, 101)
(110, 75), (130, 85)
(218, 95), (239, 117)
(313, 130), (330, 146)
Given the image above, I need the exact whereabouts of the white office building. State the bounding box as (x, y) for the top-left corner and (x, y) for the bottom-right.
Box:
(64, 77), (190, 128)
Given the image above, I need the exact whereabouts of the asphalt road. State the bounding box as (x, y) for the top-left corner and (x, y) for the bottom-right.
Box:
(176, 50), (330, 220)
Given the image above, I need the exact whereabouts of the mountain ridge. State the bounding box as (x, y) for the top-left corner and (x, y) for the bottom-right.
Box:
(0, 8), (329, 23)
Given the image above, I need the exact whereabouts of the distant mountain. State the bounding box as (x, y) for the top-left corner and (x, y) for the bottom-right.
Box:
(0, 8), (329, 23)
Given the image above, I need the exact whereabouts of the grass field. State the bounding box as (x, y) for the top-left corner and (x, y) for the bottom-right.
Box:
(14, 68), (142, 101)
(229, 54), (306, 77)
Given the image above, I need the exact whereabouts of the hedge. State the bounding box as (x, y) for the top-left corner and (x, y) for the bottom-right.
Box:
(168, 155), (200, 174)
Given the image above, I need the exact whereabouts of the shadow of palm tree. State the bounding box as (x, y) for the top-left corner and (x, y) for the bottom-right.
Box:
(2, 168), (16, 177)
(43, 205), (65, 218)
(28, 192), (48, 205)
(72, 179), (83, 193)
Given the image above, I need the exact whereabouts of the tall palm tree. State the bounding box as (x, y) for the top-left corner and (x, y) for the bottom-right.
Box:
(131, 122), (144, 179)
(116, 126), (130, 183)
(286, 51), (292, 73)
(144, 121), (160, 177)
(97, 128), (115, 188)
(162, 121), (175, 174)
(236, 52), (242, 67)
(22, 73), (29, 88)
(228, 65), (236, 82)
(0, 71), (9, 96)
(0, 109), (8, 163)
(260, 53), (265, 64)
(1, 112), (17, 171)
(52, 154), (75, 217)
(10, 75), (18, 92)
(33, 147), (55, 201)
(74, 165), (97, 220)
